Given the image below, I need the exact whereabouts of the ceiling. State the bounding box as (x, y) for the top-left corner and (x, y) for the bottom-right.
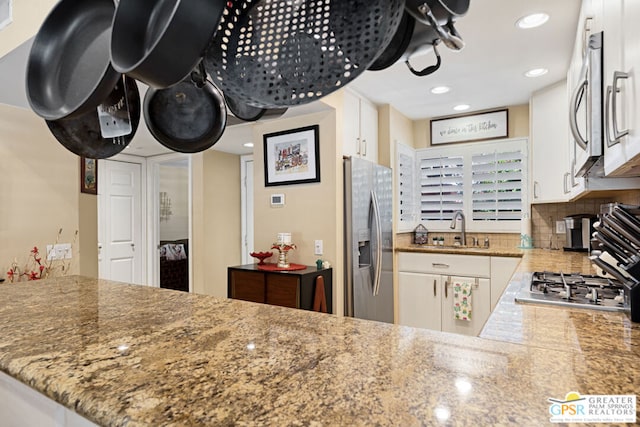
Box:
(0, 0), (582, 156)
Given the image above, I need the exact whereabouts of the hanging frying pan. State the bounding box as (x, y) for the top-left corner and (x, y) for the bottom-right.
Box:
(369, 11), (416, 71)
(111, 0), (225, 89)
(143, 63), (227, 153)
(26, 0), (121, 120)
(45, 76), (141, 159)
(205, 0), (405, 108)
(225, 94), (288, 123)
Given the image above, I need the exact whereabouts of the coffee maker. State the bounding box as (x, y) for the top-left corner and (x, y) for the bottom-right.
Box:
(563, 214), (596, 251)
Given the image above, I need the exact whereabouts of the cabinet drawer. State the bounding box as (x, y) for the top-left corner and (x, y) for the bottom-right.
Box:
(266, 275), (299, 308)
(398, 252), (490, 278)
(230, 270), (265, 303)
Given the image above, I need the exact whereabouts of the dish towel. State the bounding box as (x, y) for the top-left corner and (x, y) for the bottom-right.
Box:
(453, 280), (472, 321)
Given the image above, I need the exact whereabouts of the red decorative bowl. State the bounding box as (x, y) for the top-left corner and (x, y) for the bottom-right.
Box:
(250, 251), (273, 265)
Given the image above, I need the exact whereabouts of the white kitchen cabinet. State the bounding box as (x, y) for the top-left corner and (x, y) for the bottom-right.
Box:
(603, 0), (640, 176)
(0, 371), (97, 427)
(398, 272), (442, 330)
(343, 89), (378, 163)
(563, 0), (640, 195)
(398, 270), (490, 336)
(397, 252), (493, 336)
(490, 256), (521, 311)
(530, 80), (571, 203)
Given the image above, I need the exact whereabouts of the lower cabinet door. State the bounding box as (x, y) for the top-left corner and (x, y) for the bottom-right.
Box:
(398, 272), (441, 331)
(230, 270), (265, 303)
(441, 276), (491, 336)
(266, 275), (299, 308)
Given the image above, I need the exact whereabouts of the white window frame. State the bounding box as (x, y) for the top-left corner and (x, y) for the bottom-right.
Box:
(396, 138), (528, 233)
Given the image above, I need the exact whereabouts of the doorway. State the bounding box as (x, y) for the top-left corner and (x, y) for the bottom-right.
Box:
(149, 154), (192, 292)
(98, 158), (144, 284)
(241, 155), (254, 264)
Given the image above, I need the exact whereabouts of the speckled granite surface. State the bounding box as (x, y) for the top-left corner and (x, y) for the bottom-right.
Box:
(481, 249), (640, 359)
(0, 259), (638, 426)
(395, 244), (523, 257)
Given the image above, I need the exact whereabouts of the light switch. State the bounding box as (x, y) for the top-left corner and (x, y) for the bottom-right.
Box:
(314, 240), (323, 256)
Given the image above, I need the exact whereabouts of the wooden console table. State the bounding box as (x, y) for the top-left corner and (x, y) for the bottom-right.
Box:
(227, 264), (333, 313)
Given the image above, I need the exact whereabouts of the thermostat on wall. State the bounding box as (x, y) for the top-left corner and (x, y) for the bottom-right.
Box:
(271, 194), (285, 207)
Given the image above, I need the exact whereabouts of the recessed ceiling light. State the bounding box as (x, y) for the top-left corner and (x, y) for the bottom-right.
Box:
(525, 68), (549, 78)
(243, 142), (254, 148)
(516, 13), (549, 29)
(431, 86), (450, 94)
(453, 104), (470, 111)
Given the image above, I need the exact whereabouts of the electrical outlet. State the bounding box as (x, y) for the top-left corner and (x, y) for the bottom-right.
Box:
(556, 220), (566, 234)
(314, 240), (323, 256)
(47, 243), (72, 260)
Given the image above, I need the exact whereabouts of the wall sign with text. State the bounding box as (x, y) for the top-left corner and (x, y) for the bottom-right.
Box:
(431, 109), (509, 145)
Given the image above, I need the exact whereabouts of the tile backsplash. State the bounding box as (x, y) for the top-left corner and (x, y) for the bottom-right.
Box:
(531, 190), (640, 249)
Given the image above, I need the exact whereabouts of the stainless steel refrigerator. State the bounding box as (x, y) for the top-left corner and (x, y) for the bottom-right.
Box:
(344, 157), (394, 323)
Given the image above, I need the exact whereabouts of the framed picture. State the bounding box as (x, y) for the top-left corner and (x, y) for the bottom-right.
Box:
(431, 109), (509, 145)
(263, 125), (320, 187)
(80, 157), (97, 195)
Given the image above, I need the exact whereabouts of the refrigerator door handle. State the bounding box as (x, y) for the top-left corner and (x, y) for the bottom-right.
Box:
(371, 190), (383, 296)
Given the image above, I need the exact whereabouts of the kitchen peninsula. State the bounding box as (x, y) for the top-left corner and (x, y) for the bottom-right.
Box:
(0, 251), (639, 426)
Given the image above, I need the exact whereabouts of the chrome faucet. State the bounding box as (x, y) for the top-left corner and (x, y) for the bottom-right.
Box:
(449, 210), (466, 246)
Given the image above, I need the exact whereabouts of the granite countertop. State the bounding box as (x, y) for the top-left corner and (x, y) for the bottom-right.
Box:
(1, 250), (639, 425)
(481, 249), (640, 358)
(395, 244), (523, 257)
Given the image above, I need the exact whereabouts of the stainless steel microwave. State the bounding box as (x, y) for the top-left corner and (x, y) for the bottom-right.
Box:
(569, 31), (603, 177)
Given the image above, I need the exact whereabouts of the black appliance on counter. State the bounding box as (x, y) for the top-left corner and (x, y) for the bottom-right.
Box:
(563, 214), (596, 252)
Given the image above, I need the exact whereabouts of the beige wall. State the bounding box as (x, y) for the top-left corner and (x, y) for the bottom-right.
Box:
(0, 104), (97, 279)
(252, 110), (342, 314)
(0, 0), (58, 58)
(413, 104), (530, 148)
(191, 150), (242, 297)
(378, 104), (415, 168)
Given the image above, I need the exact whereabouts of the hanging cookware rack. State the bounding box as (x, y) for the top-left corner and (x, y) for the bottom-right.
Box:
(204, 0), (405, 108)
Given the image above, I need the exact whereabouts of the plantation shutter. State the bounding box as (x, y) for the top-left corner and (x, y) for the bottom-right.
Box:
(471, 150), (523, 220)
(420, 155), (464, 221)
(398, 145), (417, 224)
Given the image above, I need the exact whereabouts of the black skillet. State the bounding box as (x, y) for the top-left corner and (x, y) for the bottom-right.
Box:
(45, 76), (141, 159)
(26, 0), (121, 120)
(111, 0), (226, 89)
(143, 62), (227, 153)
(225, 94), (289, 123)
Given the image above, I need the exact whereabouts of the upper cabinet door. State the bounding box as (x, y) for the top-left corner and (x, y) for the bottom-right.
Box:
(342, 89), (379, 163)
(343, 89), (361, 158)
(530, 81), (571, 203)
(359, 97), (378, 163)
(603, 0), (640, 176)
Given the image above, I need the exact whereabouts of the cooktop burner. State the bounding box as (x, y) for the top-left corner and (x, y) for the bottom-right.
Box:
(515, 271), (627, 312)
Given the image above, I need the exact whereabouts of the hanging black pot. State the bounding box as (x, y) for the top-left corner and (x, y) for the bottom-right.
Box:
(26, 0), (121, 120)
(45, 76), (141, 159)
(111, 0), (226, 89)
(143, 63), (227, 153)
(369, 11), (416, 71)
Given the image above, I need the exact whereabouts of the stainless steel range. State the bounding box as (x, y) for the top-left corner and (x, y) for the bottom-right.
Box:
(515, 271), (628, 313)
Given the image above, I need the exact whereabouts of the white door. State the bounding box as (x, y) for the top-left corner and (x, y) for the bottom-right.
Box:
(241, 155), (254, 264)
(99, 160), (143, 284)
